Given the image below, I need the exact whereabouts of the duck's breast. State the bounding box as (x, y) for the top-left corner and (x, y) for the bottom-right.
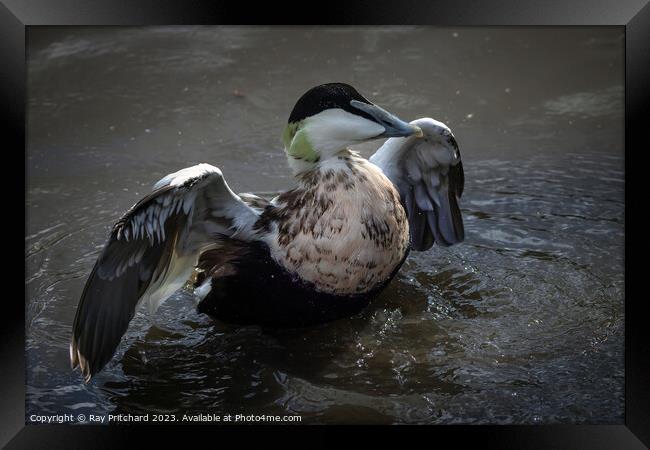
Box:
(264, 157), (409, 295)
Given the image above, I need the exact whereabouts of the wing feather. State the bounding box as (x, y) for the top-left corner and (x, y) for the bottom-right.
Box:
(71, 163), (260, 381)
(370, 118), (464, 251)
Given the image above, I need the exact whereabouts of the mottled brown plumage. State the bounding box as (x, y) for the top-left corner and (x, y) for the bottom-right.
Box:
(258, 150), (409, 295)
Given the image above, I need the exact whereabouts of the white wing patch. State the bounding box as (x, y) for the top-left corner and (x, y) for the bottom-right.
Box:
(153, 163), (222, 189)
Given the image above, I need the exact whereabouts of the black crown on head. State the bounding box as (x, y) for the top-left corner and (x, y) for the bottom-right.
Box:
(288, 83), (375, 124)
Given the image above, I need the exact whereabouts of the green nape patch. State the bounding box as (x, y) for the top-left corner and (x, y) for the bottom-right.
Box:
(283, 122), (319, 163)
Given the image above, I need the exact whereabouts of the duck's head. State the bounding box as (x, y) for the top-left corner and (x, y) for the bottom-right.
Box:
(283, 83), (422, 174)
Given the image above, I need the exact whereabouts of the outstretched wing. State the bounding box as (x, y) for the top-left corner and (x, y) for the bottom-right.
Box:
(370, 118), (464, 251)
(71, 163), (260, 381)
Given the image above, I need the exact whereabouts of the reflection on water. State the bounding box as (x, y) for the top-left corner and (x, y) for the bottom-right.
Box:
(26, 26), (624, 424)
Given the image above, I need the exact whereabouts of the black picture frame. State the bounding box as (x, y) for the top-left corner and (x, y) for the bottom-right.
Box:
(4, 0), (649, 447)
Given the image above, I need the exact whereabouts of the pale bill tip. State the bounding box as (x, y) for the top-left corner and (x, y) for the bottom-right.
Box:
(412, 126), (424, 138)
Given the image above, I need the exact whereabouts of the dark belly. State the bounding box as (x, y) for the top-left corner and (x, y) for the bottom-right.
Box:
(195, 241), (408, 327)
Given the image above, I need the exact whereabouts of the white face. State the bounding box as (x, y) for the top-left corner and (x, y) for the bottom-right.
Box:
(302, 108), (385, 157)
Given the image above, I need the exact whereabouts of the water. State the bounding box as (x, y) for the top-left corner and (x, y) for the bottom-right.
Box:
(26, 26), (624, 424)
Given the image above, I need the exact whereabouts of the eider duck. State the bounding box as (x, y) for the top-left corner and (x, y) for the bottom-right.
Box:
(71, 83), (464, 381)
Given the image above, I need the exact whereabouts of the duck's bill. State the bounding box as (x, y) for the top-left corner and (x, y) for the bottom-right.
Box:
(350, 99), (423, 138)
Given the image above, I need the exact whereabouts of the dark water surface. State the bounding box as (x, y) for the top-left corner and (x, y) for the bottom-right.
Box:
(26, 27), (624, 424)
